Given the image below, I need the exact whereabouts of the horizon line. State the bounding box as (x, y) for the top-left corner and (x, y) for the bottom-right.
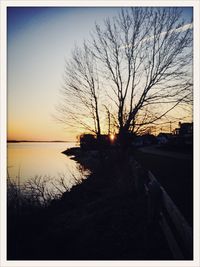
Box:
(7, 140), (77, 143)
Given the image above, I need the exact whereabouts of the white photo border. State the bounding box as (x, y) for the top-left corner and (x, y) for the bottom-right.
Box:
(0, 0), (199, 266)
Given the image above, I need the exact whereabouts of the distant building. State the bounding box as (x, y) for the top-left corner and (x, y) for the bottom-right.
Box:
(173, 122), (193, 136)
(157, 133), (172, 145)
(132, 134), (157, 147)
(171, 122), (193, 146)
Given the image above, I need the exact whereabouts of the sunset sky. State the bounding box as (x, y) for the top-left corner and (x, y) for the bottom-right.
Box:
(7, 6), (193, 141)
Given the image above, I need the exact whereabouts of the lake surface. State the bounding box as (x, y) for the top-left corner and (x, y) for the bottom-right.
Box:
(7, 142), (87, 189)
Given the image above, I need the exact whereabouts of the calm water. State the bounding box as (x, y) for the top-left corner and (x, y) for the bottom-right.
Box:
(7, 142), (86, 188)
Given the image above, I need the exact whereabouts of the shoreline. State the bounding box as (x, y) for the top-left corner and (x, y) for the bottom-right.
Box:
(62, 147), (102, 171)
(8, 146), (192, 260)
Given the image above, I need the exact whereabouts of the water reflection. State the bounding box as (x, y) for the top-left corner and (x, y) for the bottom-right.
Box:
(7, 142), (88, 189)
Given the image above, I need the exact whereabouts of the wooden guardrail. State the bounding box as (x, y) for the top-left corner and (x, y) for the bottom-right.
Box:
(130, 158), (193, 260)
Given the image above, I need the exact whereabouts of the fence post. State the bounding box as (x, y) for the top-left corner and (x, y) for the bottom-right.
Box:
(146, 178), (163, 224)
(129, 158), (147, 194)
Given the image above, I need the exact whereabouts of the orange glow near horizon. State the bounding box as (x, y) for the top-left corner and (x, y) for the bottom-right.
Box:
(7, 121), (78, 141)
(7, 7), (193, 142)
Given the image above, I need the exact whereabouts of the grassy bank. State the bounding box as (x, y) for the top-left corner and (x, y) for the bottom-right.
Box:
(7, 148), (171, 260)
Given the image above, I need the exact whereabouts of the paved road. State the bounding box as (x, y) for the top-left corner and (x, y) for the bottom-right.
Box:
(139, 145), (192, 160)
(133, 146), (193, 226)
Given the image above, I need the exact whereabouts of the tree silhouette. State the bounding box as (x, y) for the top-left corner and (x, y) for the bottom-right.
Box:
(57, 43), (101, 136)
(58, 7), (192, 144)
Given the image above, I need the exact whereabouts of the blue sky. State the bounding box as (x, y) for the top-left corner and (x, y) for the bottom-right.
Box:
(7, 7), (193, 141)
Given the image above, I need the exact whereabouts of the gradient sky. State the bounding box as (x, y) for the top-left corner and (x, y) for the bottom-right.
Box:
(7, 6), (193, 141)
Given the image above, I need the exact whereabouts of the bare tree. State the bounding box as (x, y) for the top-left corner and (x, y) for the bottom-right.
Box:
(57, 42), (102, 136)
(91, 7), (192, 142)
(58, 7), (192, 144)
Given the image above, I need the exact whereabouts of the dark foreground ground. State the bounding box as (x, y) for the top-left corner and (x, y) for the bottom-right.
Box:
(8, 147), (191, 260)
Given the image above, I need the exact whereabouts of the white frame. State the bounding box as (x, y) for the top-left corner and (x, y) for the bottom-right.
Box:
(1, 1), (199, 266)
